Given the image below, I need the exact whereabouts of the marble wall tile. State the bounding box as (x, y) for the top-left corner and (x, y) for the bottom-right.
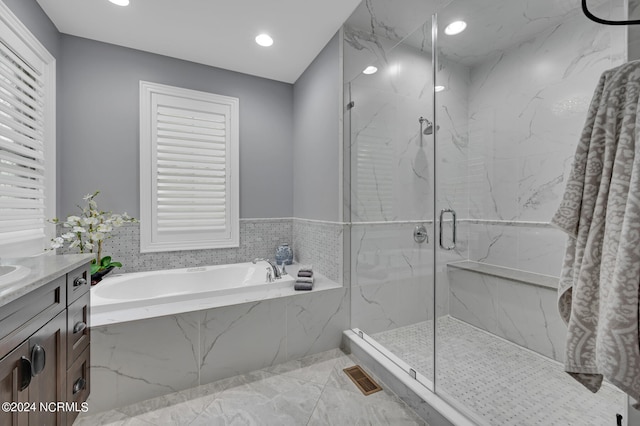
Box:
(448, 272), (500, 335)
(448, 267), (565, 362)
(351, 279), (431, 334)
(465, 5), (625, 224)
(343, 0), (450, 84)
(467, 223), (518, 268)
(199, 299), (288, 384)
(90, 312), (201, 413)
(285, 288), (349, 359)
(516, 227), (566, 276)
(495, 278), (565, 362)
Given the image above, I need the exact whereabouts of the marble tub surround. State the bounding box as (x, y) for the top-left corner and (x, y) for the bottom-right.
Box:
(447, 264), (565, 362)
(91, 263), (342, 326)
(90, 285), (349, 413)
(77, 349), (426, 426)
(0, 253), (93, 307)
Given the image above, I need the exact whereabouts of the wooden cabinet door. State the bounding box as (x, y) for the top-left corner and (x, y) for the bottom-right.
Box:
(28, 310), (67, 426)
(0, 341), (29, 426)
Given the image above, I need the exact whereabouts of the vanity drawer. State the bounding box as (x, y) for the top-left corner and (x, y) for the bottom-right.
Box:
(66, 346), (90, 425)
(0, 276), (66, 358)
(67, 291), (90, 366)
(66, 264), (91, 304)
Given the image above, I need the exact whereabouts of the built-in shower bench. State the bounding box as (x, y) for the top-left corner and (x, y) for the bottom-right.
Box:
(446, 260), (559, 290)
(445, 260), (564, 362)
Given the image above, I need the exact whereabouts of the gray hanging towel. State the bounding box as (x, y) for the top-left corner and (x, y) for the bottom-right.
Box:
(551, 60), (640, 407)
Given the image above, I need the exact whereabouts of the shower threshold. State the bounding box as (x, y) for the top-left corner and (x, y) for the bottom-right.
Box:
(345, 316), (625, 426)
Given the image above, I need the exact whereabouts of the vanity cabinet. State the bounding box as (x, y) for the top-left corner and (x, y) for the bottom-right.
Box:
(0, 261), (91, 426)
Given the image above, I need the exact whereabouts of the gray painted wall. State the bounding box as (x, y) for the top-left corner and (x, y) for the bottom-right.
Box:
(3, 0), (59, 56)
(59, 35), (294, 219)
(293, 32), (341, 222)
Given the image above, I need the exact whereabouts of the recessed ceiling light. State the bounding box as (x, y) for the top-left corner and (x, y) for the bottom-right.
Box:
(435, 85), (445, 92)
(255, 34), (274, 47)
(362, 66), (378, 75)
(444, 21), (467, 35)
(109, 0), (129, 6)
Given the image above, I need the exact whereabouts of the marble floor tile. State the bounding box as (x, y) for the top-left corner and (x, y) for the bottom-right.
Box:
(190, 371), (323, 425)
(307, 385), (427, 426)
(261, 348), (344, 385)
(73, 410), (154, 426)
(75, 348), (424, 426)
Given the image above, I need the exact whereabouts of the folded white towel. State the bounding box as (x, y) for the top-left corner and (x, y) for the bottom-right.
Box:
(297, 270), (313, 278)
(296, 276), (314, 284)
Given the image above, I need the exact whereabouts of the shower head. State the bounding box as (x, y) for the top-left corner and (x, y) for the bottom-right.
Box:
(419, 117), (433, 135)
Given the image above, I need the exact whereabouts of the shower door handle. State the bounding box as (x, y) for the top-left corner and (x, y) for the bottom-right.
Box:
(439, 208), (456, 250)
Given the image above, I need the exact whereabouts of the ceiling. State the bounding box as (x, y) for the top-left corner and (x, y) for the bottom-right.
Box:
(36, 0), (362, 84)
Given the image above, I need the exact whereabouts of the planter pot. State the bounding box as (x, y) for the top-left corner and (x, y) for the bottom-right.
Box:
(91, 266), (115, 285)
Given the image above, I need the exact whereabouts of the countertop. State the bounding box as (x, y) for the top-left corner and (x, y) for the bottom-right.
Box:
(0, 254), (94, 308)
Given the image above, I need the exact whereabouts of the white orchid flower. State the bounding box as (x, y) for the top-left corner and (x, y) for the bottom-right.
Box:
(72, 226), (86, 233)
(97, 223), (112, 233)
(50, 237), (64, 249)
(89, 232), (105, 242)
(61, 232), (75, 240)
(83, 217), (99, 226)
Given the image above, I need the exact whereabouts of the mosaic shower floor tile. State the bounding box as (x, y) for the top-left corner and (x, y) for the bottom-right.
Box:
(372, 316), (626, 426)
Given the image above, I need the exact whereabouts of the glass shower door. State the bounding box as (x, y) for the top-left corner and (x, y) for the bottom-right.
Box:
(433, 0), (628, 424)
(345, 19), (436, 390)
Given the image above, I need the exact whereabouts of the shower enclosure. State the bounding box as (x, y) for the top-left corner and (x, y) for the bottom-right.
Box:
(344, 0), (629, 424)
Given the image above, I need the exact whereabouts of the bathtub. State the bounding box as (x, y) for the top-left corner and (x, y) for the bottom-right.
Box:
(91, 261), (299, 326)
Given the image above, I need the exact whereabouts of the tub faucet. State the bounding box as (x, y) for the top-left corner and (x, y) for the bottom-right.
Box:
(252, 258), (282, 279)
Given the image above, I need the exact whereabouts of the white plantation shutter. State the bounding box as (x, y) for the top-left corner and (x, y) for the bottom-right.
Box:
(140, 81), (239, 252)
(0, 4), (55, 257)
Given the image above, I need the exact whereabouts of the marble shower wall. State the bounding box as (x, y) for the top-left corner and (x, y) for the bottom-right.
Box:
(460, 2), (626, 274)
(350, 222), (434, 334)
(345, 0), (470, 333)
(90, 286), (349, 413)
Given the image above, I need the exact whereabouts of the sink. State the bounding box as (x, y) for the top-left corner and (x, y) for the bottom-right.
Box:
(0, 265), (31, 286)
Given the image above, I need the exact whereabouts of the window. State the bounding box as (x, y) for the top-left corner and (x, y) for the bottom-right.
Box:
(139, 81), (239, 252)
(0, 2), (56, 257)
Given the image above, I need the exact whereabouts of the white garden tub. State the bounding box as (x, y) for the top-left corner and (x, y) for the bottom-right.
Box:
(91, 261), (299, 326)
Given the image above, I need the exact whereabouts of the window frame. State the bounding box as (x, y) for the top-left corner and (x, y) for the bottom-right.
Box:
(0, 0), (56, 257)
(139, 81), (239, 253)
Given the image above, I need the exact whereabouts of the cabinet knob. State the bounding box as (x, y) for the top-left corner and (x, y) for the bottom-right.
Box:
(72, 377), (86, 395)
(73, 277), (87, 287)
(73, 321), (87, 334)
(30, 344), (46, 376)
(18, 356), (32, 391)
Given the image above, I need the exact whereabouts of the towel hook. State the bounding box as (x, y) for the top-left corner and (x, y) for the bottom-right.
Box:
(582, 0), (640, 26)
